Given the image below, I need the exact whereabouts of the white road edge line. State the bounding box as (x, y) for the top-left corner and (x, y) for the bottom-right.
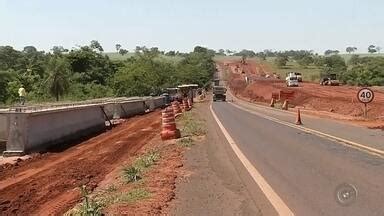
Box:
(210, 105), (294, 216)
(229, 101), (384, 158)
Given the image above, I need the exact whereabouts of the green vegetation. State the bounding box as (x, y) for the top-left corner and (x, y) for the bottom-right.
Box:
(122, 150), (160, 183)
(66, 150), (160, 215)
(260, 57), (322, 82)
(114, 188), (151, 203)
(122, 166), (142, 183)
(179, 111), (206, 137)
(0, 43), (215, 105)
(66, 186), (150, 216)
(177, 137), (194, 147)
(274, 55), (289, 68)
(75, 185), (104, 216)
(134, 151), (160, 169)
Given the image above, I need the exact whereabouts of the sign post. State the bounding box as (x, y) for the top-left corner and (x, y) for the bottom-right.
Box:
(357, 88), (374, 118)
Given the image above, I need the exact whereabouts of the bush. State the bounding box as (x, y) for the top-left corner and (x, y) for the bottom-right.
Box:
(274, 56), (289, 68)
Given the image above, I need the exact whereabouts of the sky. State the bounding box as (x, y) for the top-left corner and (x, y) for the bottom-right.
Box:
(0, 0), (383, 54)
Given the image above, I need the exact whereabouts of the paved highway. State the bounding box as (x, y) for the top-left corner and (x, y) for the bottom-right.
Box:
(211, 101), (384, 216)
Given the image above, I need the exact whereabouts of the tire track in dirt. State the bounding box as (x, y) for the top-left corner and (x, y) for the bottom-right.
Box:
(0, 111), (161, 215)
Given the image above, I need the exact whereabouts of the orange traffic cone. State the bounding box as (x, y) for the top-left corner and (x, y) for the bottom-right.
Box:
(160, 106), (181, 140)
(182, 98), (190, 112)
(172, 101), (182, 117)
(270, 98), (275, 107)
(187, 98), (192, 109)
(295, 108), (302, 125)
(282, 100), (288, 110)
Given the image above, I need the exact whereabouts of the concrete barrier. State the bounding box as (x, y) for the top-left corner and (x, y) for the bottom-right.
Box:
(153, 97), (166, 109)
(4, 105), (106, 155)
(115, 100), (146, 119)
(145, 96), (166, 111)
(2, 96), (166, 156)
(0, 113), (9, 142)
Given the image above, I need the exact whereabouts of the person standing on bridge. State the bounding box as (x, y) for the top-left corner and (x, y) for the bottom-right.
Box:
(18, 85), (26, 105)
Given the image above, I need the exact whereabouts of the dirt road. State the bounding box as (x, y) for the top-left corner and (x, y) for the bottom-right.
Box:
(218, 59), (384, 124)
(0, 111), (161, 215)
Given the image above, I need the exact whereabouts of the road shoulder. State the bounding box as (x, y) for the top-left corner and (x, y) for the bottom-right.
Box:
(168, 101), (275, 216)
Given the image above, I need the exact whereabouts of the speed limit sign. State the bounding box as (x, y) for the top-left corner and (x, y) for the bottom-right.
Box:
(357, 88), (374, 104)
(357, 88), (374, 118)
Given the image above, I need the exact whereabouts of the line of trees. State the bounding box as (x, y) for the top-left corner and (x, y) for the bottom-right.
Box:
(0, 42), (215, 104)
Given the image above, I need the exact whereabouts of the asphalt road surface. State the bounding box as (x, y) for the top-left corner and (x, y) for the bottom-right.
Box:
(211, 101), (384, 216)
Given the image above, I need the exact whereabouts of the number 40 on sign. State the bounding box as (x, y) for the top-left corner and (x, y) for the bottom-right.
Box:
(357, 88), (374, 117)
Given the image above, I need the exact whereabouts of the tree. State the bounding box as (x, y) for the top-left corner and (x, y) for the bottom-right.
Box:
(297, 55), (314, 67)
(376, 46), (381, 54)
(193, 46), (208, 53)
(324, 49), (339, 55)
(51, 46), (68, 56)
(119, 49), (128, 56)
(0, 46), (22, 70)
(90, 40), (104, 52)
(322, 55), (346, 77)
(165, 51), (176, 56)
(45, 57), (71, 101)
(346, 47), (357, 54)
(234, 49), (256, 57)
(150, 47), (160, 55)
(368, 45), (377, 53)
(66, 45), (115, 85)
(23, 46), (38, 54)
(0, 71), (14, 103)
(217, 49), (226, 56)
(115, 44), (122, 52)
(342, 57), (384, 86)
(348, 54), (360, 66)
(275, 55), (289, 68)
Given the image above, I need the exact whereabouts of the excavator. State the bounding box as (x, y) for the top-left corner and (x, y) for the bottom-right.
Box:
(320, 73), (340, 86)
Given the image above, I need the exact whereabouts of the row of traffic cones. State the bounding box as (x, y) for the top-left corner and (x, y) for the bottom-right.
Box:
(270, 98), (302, 125)
(160, 99), (192, 140)
(270, 98), (289, 110)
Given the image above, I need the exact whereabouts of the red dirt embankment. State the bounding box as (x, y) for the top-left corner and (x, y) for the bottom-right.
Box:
(219, 59), (384, 123)
(0, 111), (162, 215)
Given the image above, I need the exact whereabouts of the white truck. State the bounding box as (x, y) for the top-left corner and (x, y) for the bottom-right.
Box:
(287, 72), (302, 82)
(286, 76), (299, 87)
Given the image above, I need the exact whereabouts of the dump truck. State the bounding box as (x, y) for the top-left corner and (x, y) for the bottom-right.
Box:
(320, 74), (339, 86)
(213, 86), (227, 102)
(287, 72), (302, 82)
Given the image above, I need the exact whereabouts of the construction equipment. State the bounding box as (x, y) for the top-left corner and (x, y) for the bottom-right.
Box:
(286, 76), (299, 87)
(287, 72), (302, 82)
(320, 74), (340, 86)
(213, 86), (227, 102)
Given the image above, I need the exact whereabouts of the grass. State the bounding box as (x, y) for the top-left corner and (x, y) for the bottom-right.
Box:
(114, 188), (151, 203)
(178, 111), (206, 137)
(134, 151), (160, 169)
(122, 166), (142, 183)
(122, 150), (160, 183)
(66, 187), (151, 216)
(66, 150), (160, 215)
(177, 137), (194, 147)
(262, 57), (322, 82)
